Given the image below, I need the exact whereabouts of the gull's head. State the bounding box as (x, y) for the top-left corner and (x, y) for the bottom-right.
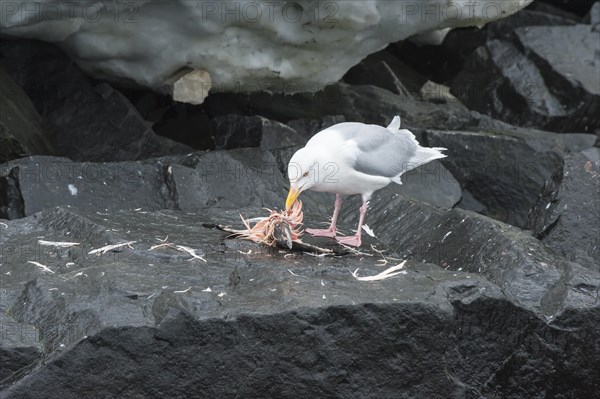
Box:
(285, 148), (319, 211)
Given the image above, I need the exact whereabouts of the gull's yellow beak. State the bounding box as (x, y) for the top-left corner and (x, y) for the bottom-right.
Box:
(285, 187), (300, 211)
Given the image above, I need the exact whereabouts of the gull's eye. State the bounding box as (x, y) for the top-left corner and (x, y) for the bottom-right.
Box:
(302, 171), (309, 177)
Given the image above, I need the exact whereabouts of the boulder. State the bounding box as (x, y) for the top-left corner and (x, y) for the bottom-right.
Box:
(529, 147), (600, 270)
(212, 114), (305, 150)
(1, 198), (598, 398)
(0, 140), (597, 398)
(0, 147), (461, 221)
(532, 0), (594, 17)
(0, 40), (193, 161)
(0, 67), (54, 163)
(285, 115), (346, 141)
(429, 128), (564, 228)
(452, 25), (600, 133)
(437, 8), (578, 83)
(342, 60), (412, 98)
(516, 24), (600, 129)
(205, 82), (524, 132)
(426, 128), (596, 227)
(151, 103), (215, 150)
(0, 156), (168, 219)
(338, 191), (599, 317)
(343, 49), (427, 95)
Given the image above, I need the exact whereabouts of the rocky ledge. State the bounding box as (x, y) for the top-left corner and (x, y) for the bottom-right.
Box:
(1, 144), (599, 398)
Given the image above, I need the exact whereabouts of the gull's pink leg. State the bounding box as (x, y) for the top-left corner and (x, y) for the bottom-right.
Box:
(306, 194), (342, 238)
(336, 199), (369, 247)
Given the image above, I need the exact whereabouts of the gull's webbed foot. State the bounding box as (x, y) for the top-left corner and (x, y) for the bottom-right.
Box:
(305, 228), (336, 238)
(336, 235), (362, 247)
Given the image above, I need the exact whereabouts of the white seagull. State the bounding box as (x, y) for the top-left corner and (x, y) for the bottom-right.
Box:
(285, 116), (447, 247)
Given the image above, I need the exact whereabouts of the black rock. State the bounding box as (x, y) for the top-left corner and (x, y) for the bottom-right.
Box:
(515, 25), (600, 130)
(454, 189), (487, 214)
(0, 67), (54, 163)
(437, 8), (578, 83)
(532, 0), (594, 17)
(0, 136), (461, 222)
(452, 26), (600, 133)
(343, 48), (427, 94)
(1, 198), (598, 398)
(205, 82), (536, 133)
(339, 192), (599, 316)
(0, 39), (192, 161)
(0, 156), (168, 219)
(165, 149), (291, 211)
(526, 1), (583, 20)
(424, 129), (593, 228)
(529, 147), (600, 270)
(285, 115), (346, 141)
(152, 105), (215, 150)
(452, 39), (564, 130)
(343, 59), (413, 98)
(212, 114), (305, 150)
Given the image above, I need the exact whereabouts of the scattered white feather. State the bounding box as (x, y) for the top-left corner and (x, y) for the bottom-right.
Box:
(174, 287), (192, 294)
(0, 222), (8, 229)
(362, 224), (376, 238)
(67, 184), (78, 196)
(351, 261), (408, 281)
(441, 231), (452, 242)
(149, 242), (207, 262)
(176, 245), (207, 262)
(27, 261), (55, 274)
(202, 287), (212, 292)
(303, 252), (327, 257)
(88, 241), (136, 255)
(218, 292), (226, 297)
(38, 240), (80, 248)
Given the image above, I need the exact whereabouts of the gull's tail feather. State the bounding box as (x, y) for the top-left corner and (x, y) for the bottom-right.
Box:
(411, 146), (447, 166)
(391, 146), (447, 185)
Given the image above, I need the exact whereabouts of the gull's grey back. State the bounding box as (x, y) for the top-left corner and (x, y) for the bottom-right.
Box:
(307, 121), (420, 178)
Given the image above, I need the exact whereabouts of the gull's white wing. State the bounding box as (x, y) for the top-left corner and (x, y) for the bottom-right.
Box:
(306, 121), (446, 181)
(318, 122), (417, 178)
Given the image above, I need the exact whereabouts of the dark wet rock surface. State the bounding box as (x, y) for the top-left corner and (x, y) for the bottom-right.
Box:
(451, 25), (600, 133)
(426, 129), (564, 228)
(529, 147), (600, 270)
(1, 195), (599, 398)
(1, 144), (599, 398)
